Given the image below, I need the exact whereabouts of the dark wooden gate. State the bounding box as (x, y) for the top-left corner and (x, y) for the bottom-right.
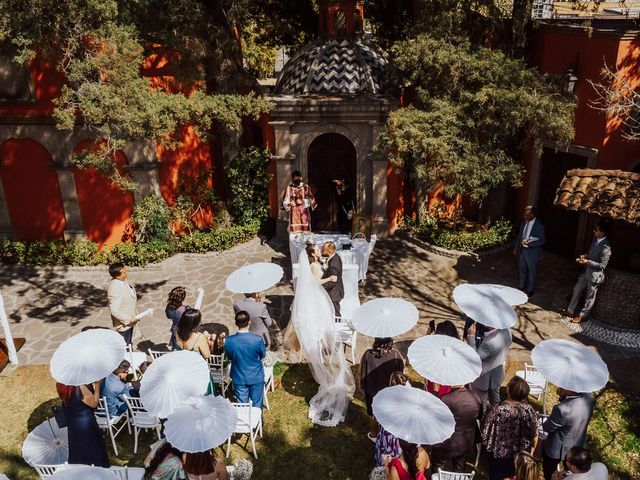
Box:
(307, 133), (357, 232)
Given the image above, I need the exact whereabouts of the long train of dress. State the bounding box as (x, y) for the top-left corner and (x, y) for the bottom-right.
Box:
(286, 254), (355, 427)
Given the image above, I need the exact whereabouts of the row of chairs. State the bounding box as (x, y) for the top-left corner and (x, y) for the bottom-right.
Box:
(33, 464), (144, 479)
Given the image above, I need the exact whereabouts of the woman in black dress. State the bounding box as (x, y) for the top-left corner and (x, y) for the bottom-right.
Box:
(57, 381), (110, 467)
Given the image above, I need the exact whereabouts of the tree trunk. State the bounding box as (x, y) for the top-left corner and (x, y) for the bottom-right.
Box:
(511, 0), (533, 57)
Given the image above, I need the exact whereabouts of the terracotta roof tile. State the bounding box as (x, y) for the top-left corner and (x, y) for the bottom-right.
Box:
(554, 169), (640, 223)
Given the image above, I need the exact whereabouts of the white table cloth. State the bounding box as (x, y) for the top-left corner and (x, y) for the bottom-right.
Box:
(289, 233), (374, 281)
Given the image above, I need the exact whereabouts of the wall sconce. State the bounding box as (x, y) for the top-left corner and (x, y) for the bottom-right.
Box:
(563, 68), (579, 94)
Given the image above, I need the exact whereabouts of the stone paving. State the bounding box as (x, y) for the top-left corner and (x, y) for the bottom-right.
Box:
(2, 235), (639, 391)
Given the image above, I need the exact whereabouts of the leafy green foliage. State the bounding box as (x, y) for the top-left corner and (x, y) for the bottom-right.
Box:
(0, 0), (272, 190)
(226, 147), (272, 224)
(400, 216), (513, 252)
(0, 222), (260, 266)
(131, 195), (173, 242)
(377, 35), (575, 205)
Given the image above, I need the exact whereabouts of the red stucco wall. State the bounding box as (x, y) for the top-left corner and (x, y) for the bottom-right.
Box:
(0, 139), (66, 240)
(73, 141), (135, 246)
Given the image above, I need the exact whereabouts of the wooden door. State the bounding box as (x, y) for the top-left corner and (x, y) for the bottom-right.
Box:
(536, 148), (588, 258)
(307, 133), (357, 232)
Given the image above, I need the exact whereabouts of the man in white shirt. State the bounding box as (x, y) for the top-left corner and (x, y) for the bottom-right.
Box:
(513, 206), (546, 297)
(107, 263), (139, 344)
(552, 446), (608, 480)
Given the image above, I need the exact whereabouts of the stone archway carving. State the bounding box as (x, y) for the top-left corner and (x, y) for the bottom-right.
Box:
(297, 123), (367, 212)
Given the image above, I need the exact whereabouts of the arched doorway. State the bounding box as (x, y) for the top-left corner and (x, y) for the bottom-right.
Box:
(307, 133), (357, 232)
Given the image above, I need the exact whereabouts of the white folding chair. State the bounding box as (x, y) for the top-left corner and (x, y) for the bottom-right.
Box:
(263, 365), (275, 410)
(432, 469), (475, 480)
(123, 395), (162, 454)
(147, 349), (169, 361)
(226, 402), (263, 459)
(515, 363), (548, 414)
(334, 316), (358, 364)
(33, 463), (68, 479)
(95, 396), (130, 456)
(110, 466), (145, 480)
(474, 419), (481, 468)
(208, 354), (232, 397)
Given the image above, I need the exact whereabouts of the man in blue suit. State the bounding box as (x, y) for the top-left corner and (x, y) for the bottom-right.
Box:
(225, 310), (266, 408)
(513, 206), (545, 297)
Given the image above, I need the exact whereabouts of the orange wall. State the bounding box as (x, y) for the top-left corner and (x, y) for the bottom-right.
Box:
(73, 141), (135, 245)
(157, 125), (214, 229)
(0, 139), (66, 240)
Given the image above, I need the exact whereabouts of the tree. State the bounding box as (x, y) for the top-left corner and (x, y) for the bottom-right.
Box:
(377, 35), (575, 211)
(0, 0), (272, 190)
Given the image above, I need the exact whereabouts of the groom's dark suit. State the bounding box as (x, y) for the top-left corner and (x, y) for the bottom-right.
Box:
(322, 253), (344, 317)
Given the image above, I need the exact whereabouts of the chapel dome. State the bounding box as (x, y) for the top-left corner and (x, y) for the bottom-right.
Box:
(274, 38), (390, 95)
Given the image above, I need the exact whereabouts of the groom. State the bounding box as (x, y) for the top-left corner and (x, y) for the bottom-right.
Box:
(321, 242), (344, 317)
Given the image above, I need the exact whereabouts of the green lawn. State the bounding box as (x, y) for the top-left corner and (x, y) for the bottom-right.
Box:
(1, 362), (638, 479)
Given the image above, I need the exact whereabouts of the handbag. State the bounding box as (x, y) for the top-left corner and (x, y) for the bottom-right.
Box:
(52, 405), (67, 428)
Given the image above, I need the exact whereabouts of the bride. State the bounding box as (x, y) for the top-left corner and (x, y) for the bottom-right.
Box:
(286, 246), (355, 427)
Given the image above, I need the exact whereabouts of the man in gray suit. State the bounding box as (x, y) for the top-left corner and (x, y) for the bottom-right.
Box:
(233, 293), (273, 348)
(513, 205), (546, 297)
(542, 388), (595, 480)
(565, 223), (612, 323)
(466, 323), (512, 405)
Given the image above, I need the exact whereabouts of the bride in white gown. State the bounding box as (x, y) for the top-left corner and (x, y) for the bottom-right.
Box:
(288, 250), (355, 427)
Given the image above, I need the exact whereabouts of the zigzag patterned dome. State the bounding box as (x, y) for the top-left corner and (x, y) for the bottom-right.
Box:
(274, 38), (390, 95)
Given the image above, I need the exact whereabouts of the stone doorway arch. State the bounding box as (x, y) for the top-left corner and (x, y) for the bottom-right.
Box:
(307, 133), (357, 232)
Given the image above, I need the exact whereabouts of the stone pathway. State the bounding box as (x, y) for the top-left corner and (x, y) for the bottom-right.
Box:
(2, 235), (639, 391)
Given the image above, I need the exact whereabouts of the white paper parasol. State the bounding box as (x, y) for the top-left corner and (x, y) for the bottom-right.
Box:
(140, 350), (210, 418)
(165, 396), (237, 452)
(50, 329), (126, 386)
(452, 284), (517, 329)
(475, 284), (528, 306)
(22, 418), (68, 466)
(48, 465), (115, 480)
(351, 298), (418, 337)
(225, 263), (284, 294)
(532, 339), (609, 392)
(372, 385), (455, 445)
(0, 293), (18, 365)
(408, 335), (482, 386)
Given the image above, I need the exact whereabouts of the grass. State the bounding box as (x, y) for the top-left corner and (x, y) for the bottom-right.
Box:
(1, 362), (639, 479)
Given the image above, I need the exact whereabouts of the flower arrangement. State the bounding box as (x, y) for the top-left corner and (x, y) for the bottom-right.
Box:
(369, 466), (386, 480)
(231, 459), (254, 480)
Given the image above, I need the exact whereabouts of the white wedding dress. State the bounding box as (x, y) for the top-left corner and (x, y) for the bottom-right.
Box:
(290, 254), (355, 427)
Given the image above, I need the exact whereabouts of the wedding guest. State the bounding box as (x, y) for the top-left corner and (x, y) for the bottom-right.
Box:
(425, 320), (460, 398)
(513, 205), (546, 297)
(360, 337), (405, 442)
(321, 241), (344, 316)
(182, 450), (228, 480)
(467, 322), (512, 405)
(481, 376), (538, 480)
(101, 359), (138, 417)
(225, 311), (266, 408)
(374, 372), (407, 467)
(430, 382), (482, 473)
(107, 262), (139, 345)
(175, 308), (214, 395)
(165, 287), (189, 350)
(542, 388), (595, 480)
(551, 447), (608, 480)
(57, 381), (110, 468)
(144, 439), (187, 479)
(385, 439), (430, 480)
(233, 292), (273, 349)
(515, 452), (544, 480)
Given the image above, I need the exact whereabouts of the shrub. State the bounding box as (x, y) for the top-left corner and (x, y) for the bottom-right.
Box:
(401, 216), (513, 252)
(131, 195), (173, 242)
(0, 221), (261, 267)
(226, 147), (272, 224)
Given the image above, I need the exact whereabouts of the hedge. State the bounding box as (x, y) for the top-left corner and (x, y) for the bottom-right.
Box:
(400, 217), (513, 253)
(0, 221), (260, 267)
